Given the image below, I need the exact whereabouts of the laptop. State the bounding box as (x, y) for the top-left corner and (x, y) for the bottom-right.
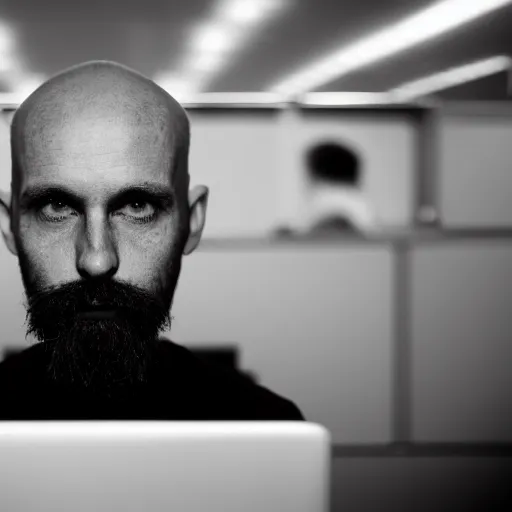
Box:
(0, 421), (331, 512)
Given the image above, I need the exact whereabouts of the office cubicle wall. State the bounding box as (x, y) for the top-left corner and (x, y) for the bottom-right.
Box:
(0, 111), (10, 190)
(438, 103), (512, 227)
(186, 109), (281, 237)
(330, 103), (512, 511)
(0, 110), (27, 351)
(171, 243), (394, 444)
(411, 240), (512, 442)
(409, 104), (512, 444)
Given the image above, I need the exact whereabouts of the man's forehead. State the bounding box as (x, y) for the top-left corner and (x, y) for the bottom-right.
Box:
(11, 61), (190, 198)
(18, 116), (173, 189)
(26, 113), (170, 160)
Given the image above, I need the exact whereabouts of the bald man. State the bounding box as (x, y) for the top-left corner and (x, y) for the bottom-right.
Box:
(0, 61), (304, 421)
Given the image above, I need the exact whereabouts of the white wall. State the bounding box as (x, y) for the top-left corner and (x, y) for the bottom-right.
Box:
(438, 105), (512, 227)
(170, 245), (394, 444)
(187, 110), (281, 237)
(0, 111), (29, 353)
(0, 111), (10, 191)
(411, 241), (512, 442)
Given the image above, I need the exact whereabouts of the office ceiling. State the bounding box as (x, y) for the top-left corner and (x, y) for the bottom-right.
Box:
(0, 0), (511, 100)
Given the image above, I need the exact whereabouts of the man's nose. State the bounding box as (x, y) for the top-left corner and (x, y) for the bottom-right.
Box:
(76, 217), (119, 279)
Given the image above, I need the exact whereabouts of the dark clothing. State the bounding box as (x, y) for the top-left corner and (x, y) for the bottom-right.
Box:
(0, 340), (305, 421)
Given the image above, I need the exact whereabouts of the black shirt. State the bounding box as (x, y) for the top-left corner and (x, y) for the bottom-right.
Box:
(0, 340), (305, 421)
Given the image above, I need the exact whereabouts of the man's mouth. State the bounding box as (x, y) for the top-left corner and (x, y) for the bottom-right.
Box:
(78, 306), (118, 320)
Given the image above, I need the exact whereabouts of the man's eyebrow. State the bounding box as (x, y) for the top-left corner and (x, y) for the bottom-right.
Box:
(19, 183), (174, 208)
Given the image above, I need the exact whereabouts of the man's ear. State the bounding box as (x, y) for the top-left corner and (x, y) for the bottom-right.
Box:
(0, 189), (17, 256)
(183, 185), (209, 256)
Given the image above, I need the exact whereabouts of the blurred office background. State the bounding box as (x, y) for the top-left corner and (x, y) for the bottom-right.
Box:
(1, 0), (512, 510)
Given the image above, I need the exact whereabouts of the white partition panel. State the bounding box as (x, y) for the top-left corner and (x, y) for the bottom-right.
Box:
(0, 245), (28, 350)
(438, 104), (512, 227)
(412, 241), (512, 442)
(187, 110), (281, 238)
(169, 245), (394, 444)
(0, 113), (34, 352)
(0, 110), (11, 191)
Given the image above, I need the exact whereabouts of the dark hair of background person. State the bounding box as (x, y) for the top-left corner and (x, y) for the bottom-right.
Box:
(305, 141), (361, 187)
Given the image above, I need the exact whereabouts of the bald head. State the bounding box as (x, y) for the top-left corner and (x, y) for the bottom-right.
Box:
(10, 60), (190, 201)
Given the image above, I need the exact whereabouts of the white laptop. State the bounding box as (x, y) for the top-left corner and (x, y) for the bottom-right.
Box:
(0, 421), (331, 512)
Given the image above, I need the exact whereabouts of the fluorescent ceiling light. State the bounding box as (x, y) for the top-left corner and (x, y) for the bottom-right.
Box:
(188, 52), (226, 73)
(219, 0), (264, 24)
(186, 21), (241, 81)
(191, 24), (234, 53)
(157, 0), (290, 94)
(268, 0), (512, 97)
(0, 21), (14, 55)
(0, 21), (15, 72)
(217, 0), (286, 25)
(389, 55), (512, 100)
(0, 53), (16, 73)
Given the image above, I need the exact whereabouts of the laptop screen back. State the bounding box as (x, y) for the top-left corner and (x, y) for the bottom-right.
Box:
(0, 421), (330, 512)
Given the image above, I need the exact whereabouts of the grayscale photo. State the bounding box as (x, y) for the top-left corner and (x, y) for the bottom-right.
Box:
(0, 0), (511, 511)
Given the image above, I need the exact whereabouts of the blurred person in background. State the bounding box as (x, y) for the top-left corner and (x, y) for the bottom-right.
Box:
(302, 141), (378, 236)
(0, 60), (304, 421)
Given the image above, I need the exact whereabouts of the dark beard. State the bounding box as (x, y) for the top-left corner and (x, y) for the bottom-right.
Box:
(22, 277), (174, 399)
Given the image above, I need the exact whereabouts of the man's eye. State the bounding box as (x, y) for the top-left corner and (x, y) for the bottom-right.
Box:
(46, 201), (70, 212)
(39, 201), (74, 221)
(119, 201), (159, 223)
(123, 202), (154, 216)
